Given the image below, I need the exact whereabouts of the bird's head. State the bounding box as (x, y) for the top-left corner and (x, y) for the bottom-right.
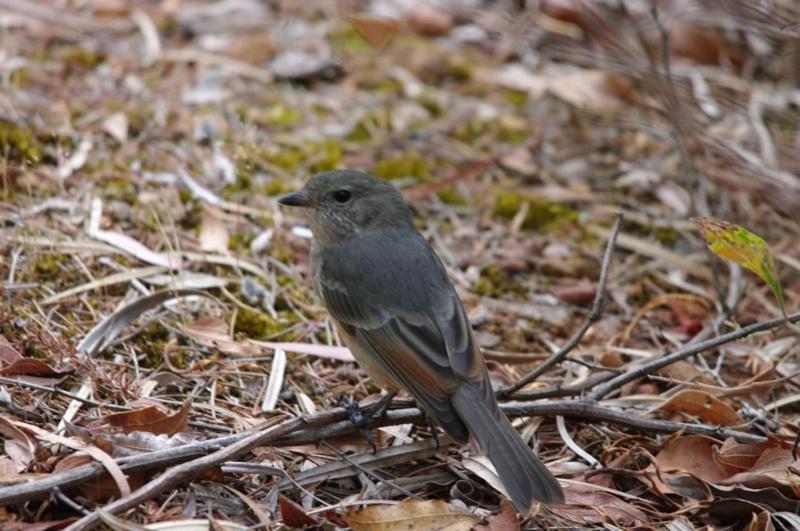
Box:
(278, 170), (413, 243)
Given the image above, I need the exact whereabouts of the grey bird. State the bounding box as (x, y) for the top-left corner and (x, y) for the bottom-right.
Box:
(279, 170), (564, 513)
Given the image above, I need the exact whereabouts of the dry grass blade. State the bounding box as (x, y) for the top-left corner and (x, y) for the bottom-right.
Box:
(77, 289), (215, 356)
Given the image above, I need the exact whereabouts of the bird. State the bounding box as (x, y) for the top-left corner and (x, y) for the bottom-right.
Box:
(278, 169), (564, 513)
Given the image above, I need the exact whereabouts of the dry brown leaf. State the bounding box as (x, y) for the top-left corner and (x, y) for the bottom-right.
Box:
(475, 500), (519, 531)
(349, 15), (402, 49)
(279, 495), (318, 527)
(404, 5), (453, 37)
(552, 487), (648, 525)
(101, 399), (190, 436)
(655, 435), (729, 484)
(343, 500), (479, 531)
(659, 389), (742, 426)
(714, 439), (771, 474)
(722, 448), (799, 491)
(0, 336), (22, 365)
(53, 453), (144, 501)
(0, 416), (37, 471)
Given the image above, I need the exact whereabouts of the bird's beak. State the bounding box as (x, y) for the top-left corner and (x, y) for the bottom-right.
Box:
(278, 191), (315, 208)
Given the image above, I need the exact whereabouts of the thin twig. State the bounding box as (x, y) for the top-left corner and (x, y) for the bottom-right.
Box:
(0, 392), (774, 509)
(587, 311), (800, 400)
(64, 416), (304, 531)
(499, 211), (623, 398)
(319, 440), (421, 499)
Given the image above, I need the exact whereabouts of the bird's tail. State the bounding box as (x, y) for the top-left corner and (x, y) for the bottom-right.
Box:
(451, 381), (564, 513)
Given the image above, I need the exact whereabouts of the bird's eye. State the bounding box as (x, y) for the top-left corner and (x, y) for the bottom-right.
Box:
(332, 189), (352, 203)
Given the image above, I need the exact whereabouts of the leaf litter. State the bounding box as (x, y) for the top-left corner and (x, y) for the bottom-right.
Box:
(1, 0), (800, 529)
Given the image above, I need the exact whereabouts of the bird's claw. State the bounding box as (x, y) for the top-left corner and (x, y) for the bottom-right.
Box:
(340, 395), (378, 453)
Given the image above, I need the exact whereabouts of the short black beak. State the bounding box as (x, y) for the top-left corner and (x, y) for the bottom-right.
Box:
(278, 191), (314, 208)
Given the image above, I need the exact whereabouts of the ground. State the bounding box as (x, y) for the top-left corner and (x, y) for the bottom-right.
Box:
(1, 0), (799, 529)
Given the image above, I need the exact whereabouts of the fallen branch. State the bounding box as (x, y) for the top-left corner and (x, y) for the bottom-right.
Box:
(499, 211), (623, 398)
(63, 416), (305, 531)
(0, 397), (770, 513)
(588, 311), (800, 400)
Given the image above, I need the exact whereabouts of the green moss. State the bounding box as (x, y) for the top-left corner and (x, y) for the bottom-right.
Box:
(437, 186), (466, 205)
(451, 119), (487, 144)
(494, 190), (577, 230)
(347, 109), (389, 142)
(59, 46), (106, 71)
(504, 89), (528, 110)
(0, 118), (41, 165)
(445, 54), (473, 81)
(234, 308), (295, 340)
(229, 231), (254, 252)
(31, 253), (67, 279)
(654, 227), (680, 245)
(263, 177), (289, 196)
(472, 264), (525, 298)
(99, 178), (137, 204)
(307, 139), (342, 173)
(416, 93), (442, 117)
(373, 150), (428, 181)
(265, 104), (301, 127)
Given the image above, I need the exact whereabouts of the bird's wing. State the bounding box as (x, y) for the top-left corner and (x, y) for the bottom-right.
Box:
(317, 231), (484, 441)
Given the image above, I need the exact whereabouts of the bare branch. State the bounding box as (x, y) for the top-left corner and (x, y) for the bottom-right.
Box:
(499, 211), (623, 397)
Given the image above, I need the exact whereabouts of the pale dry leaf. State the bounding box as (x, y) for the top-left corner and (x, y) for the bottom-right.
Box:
(101, 111), (128, 143)
(199, 204), (229, 254)
(78, 289), (213, 356)
(343, 500), (479, 531)
(182, 316), (262, 356)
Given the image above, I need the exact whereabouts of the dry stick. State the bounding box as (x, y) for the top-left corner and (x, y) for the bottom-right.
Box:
(63, 416), (305, 531)
(0, 395), (770, 510)
(499, 211), (623, 398)
(587, 311), (800, 401)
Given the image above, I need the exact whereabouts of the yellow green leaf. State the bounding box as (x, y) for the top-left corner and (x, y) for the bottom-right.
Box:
(692, 217), (785, 316)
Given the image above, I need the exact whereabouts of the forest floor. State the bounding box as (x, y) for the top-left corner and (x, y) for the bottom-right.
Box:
(1, 0), (800, 529)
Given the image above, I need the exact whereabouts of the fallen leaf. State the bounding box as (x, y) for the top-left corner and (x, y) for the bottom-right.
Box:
(182, 317), (262, 356)
(404, 5), (453, 37)
(279, 495), (318, 528)
(77, 289), (213, 356)
(655, 435), (729, 484)
(0, 415), (37, 471)
(693, 217), (785, 317)
(101, 111), (128, 143)
(101, 399), (190, 436)
(350, 15), (402, 49)
(722, 448), (799, 491)
(0, 336), (23, 364)
(344, 500), (479, 531)
(547, 69), (632, 113)
(659, 389), (742, 426)
(199, 204), (229, 254)
(476, 500), (519, 531)
(552, 487), (648, 525)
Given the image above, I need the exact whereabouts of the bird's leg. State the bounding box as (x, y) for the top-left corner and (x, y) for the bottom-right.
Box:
(340, 395), (377, 453)
(422, 410), (441, 449)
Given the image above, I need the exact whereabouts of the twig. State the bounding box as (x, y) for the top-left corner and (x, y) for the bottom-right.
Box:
(587, 311), (800, 400)
(498, 212), (623, 398)
(64, 416), (305, 531)
(319, 440), (421, 499)
(0, 393), (773, 510)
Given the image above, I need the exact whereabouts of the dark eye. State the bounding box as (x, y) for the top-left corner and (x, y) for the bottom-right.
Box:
(332, 189), (352, 203)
